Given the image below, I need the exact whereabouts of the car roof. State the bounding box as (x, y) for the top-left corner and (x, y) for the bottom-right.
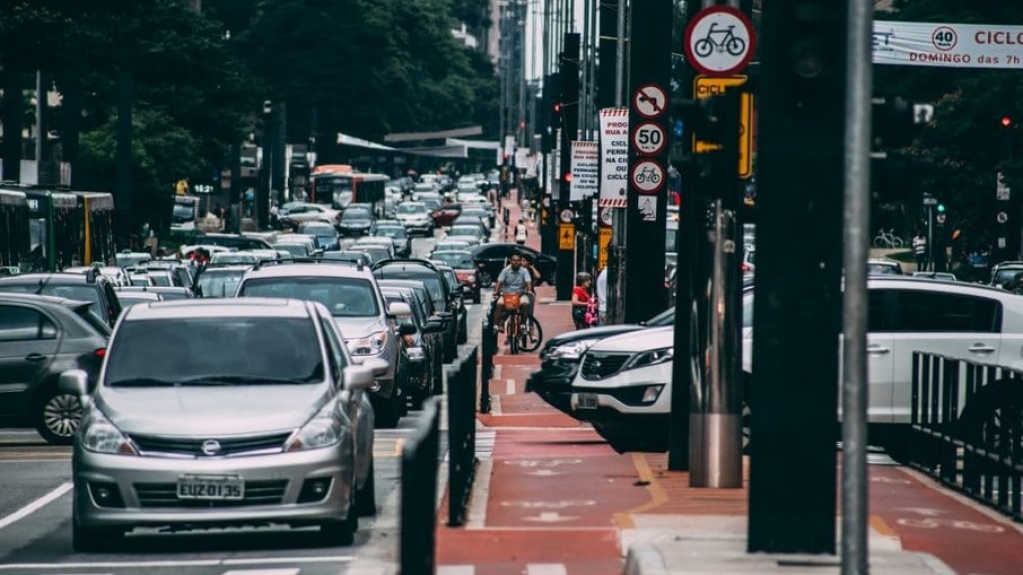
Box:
(123, 297), (312, 320)
(240, 261), (373, 279)
(0, 273), (103, 285)
(0, 292), (93, 307)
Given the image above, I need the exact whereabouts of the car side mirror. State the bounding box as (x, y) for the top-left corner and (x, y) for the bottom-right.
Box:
(398, 322), (417, 336)
(434, 311), (453, 321)
(387, 301), (412, 318)
(59, 369), (91, 408)
(342, 365), (376, 391)
(425, 318), (447, 333)
(362, 357), (390, 377)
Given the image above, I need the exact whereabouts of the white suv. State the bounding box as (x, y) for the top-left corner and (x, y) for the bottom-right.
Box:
(235, 261), (410, 427)
(571, 277), (1023, 451)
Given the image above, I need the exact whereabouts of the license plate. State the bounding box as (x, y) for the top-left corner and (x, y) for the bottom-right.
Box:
(577, 393), (599, 410)
(177, 475), (244, 500)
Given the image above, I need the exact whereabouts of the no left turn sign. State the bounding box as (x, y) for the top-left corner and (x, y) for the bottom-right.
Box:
(632, 122), (666, 156)
(633, 84), (667, 119)
(684, 6), (756, 77)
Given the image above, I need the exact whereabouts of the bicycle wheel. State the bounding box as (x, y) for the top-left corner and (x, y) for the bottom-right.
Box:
(726, 37), (746, 56)
(891, 236), (904, 248)
(508, 315), (521, 355)
(872, 236), (886, 248)
(694, 38), (713, 58)
(518, 315), (544, 352)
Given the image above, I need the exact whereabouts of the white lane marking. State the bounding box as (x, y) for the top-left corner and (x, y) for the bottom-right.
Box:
(527, 564), (568, 575)
(0, 556), (354, 571)
(0, 481), (72, 530)
(223, 564), (298, 568)
(466, 459), (493, 530)
(438, 566), (475, 575)
(222, 556), (354, 565)
(506, 379), (516, 395)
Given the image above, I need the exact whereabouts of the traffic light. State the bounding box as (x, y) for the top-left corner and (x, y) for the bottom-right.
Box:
(936, 202), (946, 214)
(1002, 115), (1013, 128)
(553, 102), (562, 114)
(1000, 114), (1014, 161)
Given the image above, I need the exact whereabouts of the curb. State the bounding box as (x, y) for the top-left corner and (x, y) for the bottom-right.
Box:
(623, 544), (670, 575)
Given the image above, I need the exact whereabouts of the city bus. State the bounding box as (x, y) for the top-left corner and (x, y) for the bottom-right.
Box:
(74, 191), (116, 267)
(309, 166), (388, 211)
(0, 189), (31, 270)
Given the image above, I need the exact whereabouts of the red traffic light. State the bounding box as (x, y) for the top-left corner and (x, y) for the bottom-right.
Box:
(563, 172), (572, 182)
(1002, 116), (1013, 128)
(553, 103), (562, 113)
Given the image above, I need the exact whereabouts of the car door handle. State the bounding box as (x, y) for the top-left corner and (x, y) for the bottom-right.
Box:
(968, 344), (997, 354)
(866, 345), (890, 355)
(25, 353), (47, 362)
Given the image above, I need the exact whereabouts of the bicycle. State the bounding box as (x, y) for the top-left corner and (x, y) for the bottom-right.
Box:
(498, 293), (544, 354)
(872, 228), (904, 248)
(693, 23), (747, 58)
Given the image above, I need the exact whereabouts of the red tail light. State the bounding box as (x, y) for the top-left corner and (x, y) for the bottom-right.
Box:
(95, 348), (107, 358)
(741, 263), (752, 272)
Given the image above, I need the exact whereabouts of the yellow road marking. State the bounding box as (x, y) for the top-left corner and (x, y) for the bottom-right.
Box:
(870, 514), (900, 538)
(614, 453), (668, 528)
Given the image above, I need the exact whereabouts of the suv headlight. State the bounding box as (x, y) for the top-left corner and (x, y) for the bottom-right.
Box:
(347, 331), (389, 356)
(285, 400), (348, 452)
(80, 409), (138, 455)
(623, 347), (674, 370)
(548, 338), (600, 361)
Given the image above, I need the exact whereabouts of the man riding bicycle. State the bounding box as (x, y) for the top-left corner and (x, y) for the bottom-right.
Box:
(492, 253), (534, 332)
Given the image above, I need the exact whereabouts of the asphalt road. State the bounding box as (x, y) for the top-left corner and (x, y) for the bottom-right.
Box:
(0, 231), (486, 575)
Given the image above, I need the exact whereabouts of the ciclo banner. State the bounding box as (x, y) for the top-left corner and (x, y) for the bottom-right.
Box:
(874, 20), (1023, 69)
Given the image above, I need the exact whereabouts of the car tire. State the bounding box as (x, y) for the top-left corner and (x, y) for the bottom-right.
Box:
(36, 387), (84, 446)
(478, 270), (494, 288)
(374, 393), (402, 429)
(355, 458), (377, 517)
(458, 316), (468, 344)
(319, 492), (357, 547)
(72, 515), (121, 552)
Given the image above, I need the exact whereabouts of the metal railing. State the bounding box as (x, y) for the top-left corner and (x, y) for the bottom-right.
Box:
(447, 344), (479, 526)
(400, 397), (440, 575)
(910, 352), (1023, 521)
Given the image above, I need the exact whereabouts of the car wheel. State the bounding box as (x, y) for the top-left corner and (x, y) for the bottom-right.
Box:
(374, 393), (402, 429)
(478, 270), (494, 288)
(37, 388), (84, 445)
(458, 316), (468, 344)
(72, 514), (122, 552)
(319, 489), (357, 546)
(355, 457), (377, 517)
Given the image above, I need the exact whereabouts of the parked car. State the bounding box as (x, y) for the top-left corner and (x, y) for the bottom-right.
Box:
(63, 298), (379, 551)
(235, 261), (410, 427)
(0, 293), (109, 444)
(0, 270), (123, 327)
(471, 243), (558, 287)
(372, 259), (460, 362)
(989, 261), (1023, 289)
(867, 258), (903, 275)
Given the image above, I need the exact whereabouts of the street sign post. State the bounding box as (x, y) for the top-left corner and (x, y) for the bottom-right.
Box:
(633, 122), (667, 156)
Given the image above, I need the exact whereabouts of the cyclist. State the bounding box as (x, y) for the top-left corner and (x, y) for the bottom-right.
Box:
(492, 253), (534, 332)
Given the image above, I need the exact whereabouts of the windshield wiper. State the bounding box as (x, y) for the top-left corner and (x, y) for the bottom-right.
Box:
(177, 375), (314, 386)
(106, 377), (178, 387)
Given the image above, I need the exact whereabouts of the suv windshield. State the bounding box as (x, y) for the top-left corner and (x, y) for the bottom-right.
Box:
(239, 277), (379, 317)
(105, 318), (324, 386)
(196, 269), (245, 297)
(397, 204), (425, 215)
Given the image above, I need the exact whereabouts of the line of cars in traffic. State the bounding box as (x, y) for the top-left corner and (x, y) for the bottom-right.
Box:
(0, 171), (516, 551)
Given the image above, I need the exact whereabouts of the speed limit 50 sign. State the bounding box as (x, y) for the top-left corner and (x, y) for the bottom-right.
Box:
(632, 122), (666, 156)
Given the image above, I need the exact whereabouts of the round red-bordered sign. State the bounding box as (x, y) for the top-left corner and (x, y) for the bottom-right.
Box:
(683, 6), (757, 77)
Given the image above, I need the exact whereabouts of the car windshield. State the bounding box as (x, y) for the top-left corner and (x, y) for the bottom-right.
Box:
(374, 227), (406, 238)
(104, 318), (324, 387)
(196, 269), (245, 297)
(397, 204), (425, 215)
(449, 227), (478, 236)
(302, 224), (335, 235)
(239, 277), (380, 317)
(431, 251), (474, 268)
(992, 268), (1023, 285)
(0, 283), (104, 315)
(210, 253), (258, 265)
(343, 208), (371, 220)
(273, 243), (310, 257)
(378, 269), (444, 302)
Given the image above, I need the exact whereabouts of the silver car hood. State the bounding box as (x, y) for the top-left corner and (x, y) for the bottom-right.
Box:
(97, 384), (329, 437)
(334, 316), (388, 340)
(588, 326), (674, 353)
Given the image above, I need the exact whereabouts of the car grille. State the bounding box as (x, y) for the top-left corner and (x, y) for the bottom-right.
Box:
(580, 353), (632, 380)
(129, 432), (292, 457)
(133, 479), (288, 508)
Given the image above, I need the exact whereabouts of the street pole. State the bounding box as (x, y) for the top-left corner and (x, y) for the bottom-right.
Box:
(607, 0), (629, 325)
(842, 0), (873, 572)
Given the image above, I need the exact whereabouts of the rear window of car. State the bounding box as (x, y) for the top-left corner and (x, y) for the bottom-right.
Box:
(105, 317), (324, 386)
(196, 269), (245, 298)
(0, 283), (105, 315)
(239, 277), (380, 317)
(431, 252), (474, 268)
(889, 289), (1001, 333)
(376, 268), (444, 302)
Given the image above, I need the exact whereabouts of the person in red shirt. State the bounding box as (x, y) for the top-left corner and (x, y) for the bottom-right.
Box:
(571, 272), (593, 329)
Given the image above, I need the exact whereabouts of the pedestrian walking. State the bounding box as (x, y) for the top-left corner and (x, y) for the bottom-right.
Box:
(514, 218), (528, 245)
(571, 273), (593, 330)
(912, 230), (928, 271)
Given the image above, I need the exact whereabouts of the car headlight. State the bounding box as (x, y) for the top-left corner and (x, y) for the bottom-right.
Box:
(347, 331), (389, 356)
(623, 347), (674, 370)
(285, 400), (348, 452)
(80, 409), (138, 455)
(548, 338), (601, 360)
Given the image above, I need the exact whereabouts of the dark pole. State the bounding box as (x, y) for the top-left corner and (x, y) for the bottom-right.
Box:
(115, 69), (134, 249)
(556, 34), (580, 300)
(1, 67), (25, 182)
(60, 73), (83, 186)
(748, 0), (847, 554)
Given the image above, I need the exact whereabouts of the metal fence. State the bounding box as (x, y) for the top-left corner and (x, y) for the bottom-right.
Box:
(400, 397), (439, 575)
(910, 352), (1023, 521)
(447, 344), (479, 526)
